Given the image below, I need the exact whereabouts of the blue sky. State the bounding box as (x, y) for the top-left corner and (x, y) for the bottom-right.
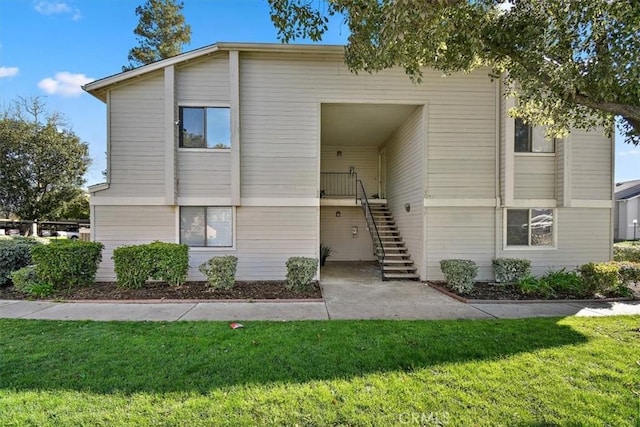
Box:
(1, 0), (637, 186)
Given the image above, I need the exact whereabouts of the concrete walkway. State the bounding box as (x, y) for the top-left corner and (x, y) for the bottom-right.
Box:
(1, 262), (638, 321)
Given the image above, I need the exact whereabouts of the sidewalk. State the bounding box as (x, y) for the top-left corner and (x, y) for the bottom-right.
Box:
(1, 280), (639, 321)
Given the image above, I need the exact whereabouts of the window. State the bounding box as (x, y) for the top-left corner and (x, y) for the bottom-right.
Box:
(514, 118), (555, 153)
(180, 207), (233, 247)
(179, 107), (230, 149)
(506, 208), (554, 247)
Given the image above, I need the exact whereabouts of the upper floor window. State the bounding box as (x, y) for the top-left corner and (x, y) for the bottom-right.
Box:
(515, 118), (555, 153)
(179, 106), (230, 149)
(506, 208), (554, 247)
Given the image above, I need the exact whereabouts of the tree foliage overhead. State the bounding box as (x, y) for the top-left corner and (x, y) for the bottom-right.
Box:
(124, 0), (191, 70)
(269, 0), (640, 144)
(0, 98), (90, 221)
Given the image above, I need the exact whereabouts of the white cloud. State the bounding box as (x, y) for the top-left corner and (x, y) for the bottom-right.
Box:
(34, 2), (81, 20)
(0, 66), (19, 78)
(38, 72), (95, 97)
(618, 149), (640, 157)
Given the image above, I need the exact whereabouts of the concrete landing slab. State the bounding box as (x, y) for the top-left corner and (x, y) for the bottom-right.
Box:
(180, 302), (328, 321)
(24, 302), (195, 321)
(321, 263), (490, 319)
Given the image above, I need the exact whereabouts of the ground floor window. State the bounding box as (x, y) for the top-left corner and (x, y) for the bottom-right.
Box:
(506, 208), (554, 247)
(180, 207), (233, 247)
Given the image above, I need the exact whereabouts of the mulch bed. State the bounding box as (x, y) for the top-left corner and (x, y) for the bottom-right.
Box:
(429, 281), (639, 302)
(0, 281), (323, 301)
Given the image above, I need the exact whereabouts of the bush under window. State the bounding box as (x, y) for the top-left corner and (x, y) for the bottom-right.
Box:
(440, 259), (478, 294)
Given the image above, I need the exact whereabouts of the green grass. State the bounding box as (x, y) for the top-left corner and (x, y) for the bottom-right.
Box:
(1, 317), (639, 426)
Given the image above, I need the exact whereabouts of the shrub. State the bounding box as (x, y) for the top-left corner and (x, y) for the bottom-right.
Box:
(31, 241), (104, 290)
(517, 275), (555, 299)
(578, 262), (620, 295)
(10, 266), (54, 297)
(286, 257), (318, 291)
(320, 243), (335, 266)
(492, 258), (531, 284)
(112, 241), (189, 288)
(199, 256), (238, 290)
(613, 243), (640, 263)
(541, 268), (587, 297)
(0, 238), (44, 286)
(440, 259), (478, 294)
(616, 262), (640, 286)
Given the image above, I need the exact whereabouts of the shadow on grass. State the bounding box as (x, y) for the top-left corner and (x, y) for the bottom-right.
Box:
(0, 318), (587, 394)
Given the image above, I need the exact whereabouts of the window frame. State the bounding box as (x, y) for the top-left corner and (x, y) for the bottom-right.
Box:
(178, 105), (231, 150)
(514, 118), (556, 155)
(503, 208), (557, 250)
(178, 206), (236, 250)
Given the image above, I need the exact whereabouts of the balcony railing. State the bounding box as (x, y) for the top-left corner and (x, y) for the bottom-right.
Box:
(320, 172), (357, 199)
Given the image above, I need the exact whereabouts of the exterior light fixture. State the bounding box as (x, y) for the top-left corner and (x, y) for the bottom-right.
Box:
(335, 211), (341, 217)
(404, 203), (410, 212)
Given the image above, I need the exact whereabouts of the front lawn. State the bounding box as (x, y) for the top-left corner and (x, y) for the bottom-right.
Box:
(1, 317), (639, 425)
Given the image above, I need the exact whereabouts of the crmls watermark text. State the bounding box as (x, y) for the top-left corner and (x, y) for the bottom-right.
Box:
(398, 412), (450, 426)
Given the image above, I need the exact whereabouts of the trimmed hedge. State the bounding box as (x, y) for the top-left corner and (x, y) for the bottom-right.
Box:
(285, 257), (318, 291)
(440, 259), (478, 293)
(199, 256), (238, 290)
(112, 241), (189, 288)
(492, 258), (531, 284)
(0, 238), (44, 285)
(31, 241), (104, 289)
(613, 243), (640, 263)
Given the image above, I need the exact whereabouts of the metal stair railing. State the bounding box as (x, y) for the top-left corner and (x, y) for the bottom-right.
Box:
(356, 179), (385, 279)
(320, 172), (357, 197)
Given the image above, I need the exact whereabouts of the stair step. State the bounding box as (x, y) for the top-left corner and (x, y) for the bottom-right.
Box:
(383, 265), (418, 272)
(382, 259), (414, 264)
(383, 272), (420, 280)
(379, 247), (407, 252)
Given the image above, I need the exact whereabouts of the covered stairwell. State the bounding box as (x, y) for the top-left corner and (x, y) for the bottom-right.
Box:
(356, 179), (419, 280)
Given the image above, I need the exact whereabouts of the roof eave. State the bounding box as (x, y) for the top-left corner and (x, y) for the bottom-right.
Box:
(82, 42), (346, 101)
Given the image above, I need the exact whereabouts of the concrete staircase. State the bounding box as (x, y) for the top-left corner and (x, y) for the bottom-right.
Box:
(368, 204), (419, 280)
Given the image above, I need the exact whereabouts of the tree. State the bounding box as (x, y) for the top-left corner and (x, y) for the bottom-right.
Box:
(269, 0), (640, 144)
(57, 193), (90, 220)
(124, 0), (191, 70)
(0, 98), (90, 221)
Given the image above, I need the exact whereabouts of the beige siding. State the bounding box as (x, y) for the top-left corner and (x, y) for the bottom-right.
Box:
(320, 207), (375, 261)
(499, 85), (507, 203)
(385, 107), (425, 277)
(514, 156), (556, 199)
(106, 72), (165, 197)
(177, 151), (231, 198)
(239, 52), (496, 199)
(572, 129), (612, 200)
(176, 54), (229, 103)
(556, 139), (565, 204)
(321, 145), (378, 196)
(497, 208), (612, 275)
(425, 207), (496, 280)
(188, 207), (318, 280)
(427, 100), (497, 199)
(93, 205), (177, 281)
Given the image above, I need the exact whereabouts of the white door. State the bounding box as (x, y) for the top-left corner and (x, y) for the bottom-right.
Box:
(378, 148), (387, 199)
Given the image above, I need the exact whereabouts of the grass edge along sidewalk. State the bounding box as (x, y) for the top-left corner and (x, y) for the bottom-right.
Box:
(1, 316), (639, 426)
